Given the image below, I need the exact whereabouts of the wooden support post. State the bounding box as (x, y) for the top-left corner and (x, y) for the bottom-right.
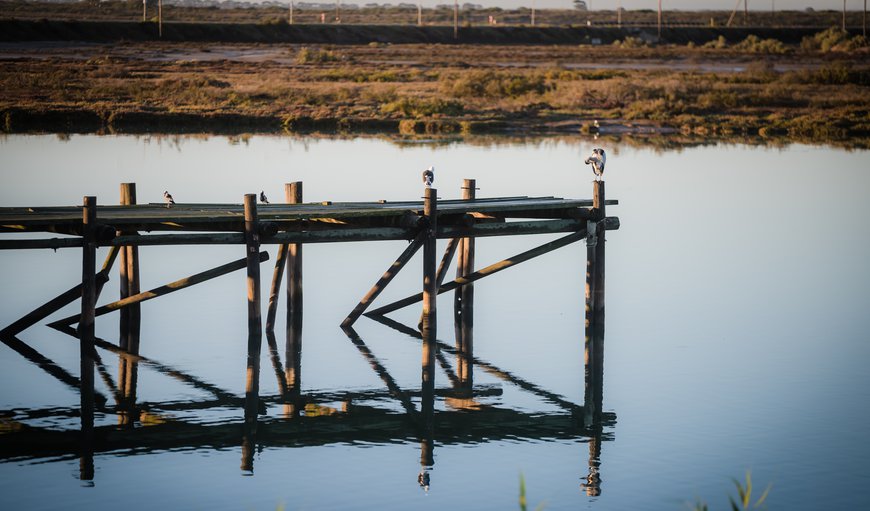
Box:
(286, 182), (303, 328)
(342, 230), (427, 327)
(265, 245), (288, 333)
(119, 183), (141, 352)
(284, 182), (303, 416)
(584, 181), (606, 427)
(79, 196), (97, 480)
(455, 179), (476, 390)
(421, 187), (437, 447)
(243, 194), (263, 427)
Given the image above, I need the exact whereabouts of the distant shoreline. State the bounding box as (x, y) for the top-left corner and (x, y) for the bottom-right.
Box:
(2, 20), (868, 147)
(0, 19), (832, 45)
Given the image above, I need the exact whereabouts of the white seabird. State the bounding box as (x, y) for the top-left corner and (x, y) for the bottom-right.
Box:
(422, 166), (435, 187)
(584, 148), (606, 182)
(163, 190), (175, 208)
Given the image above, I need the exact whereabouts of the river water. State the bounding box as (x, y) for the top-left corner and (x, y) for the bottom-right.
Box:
(1, 134), (869, 510)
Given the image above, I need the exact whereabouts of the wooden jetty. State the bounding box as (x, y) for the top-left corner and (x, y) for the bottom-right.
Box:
(0, 179), (618, 487)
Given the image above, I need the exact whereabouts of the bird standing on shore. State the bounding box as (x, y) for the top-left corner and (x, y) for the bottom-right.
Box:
(422, 166), (435, 187)
(260, 191), (270, 204)
(163, 190), (175, 208)
(584, 148), (606, 181)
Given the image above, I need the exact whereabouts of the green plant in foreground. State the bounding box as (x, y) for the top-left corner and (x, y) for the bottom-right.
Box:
(690, 472), (772, 511)
(519, 473), (546, 511)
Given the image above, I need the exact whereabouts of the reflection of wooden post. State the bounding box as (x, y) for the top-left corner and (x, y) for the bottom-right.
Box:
(285, 182), (303, 416)
(80, 196), (97, 480)
(584, 181), (605, 426)
(581, 430), (602, 496)
(454, 179), (475, 391)
(421, 187), (437, 441)
(243, 194), (262, 426)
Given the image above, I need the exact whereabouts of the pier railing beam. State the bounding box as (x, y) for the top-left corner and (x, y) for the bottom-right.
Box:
(243, 194), (263, 429)
(80, 196), (97, 480)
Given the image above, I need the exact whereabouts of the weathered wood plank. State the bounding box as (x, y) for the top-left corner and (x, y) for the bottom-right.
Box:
(366, 228), (590, 317)
(341, 229), (427, 328)
(48, 251), (270, 328)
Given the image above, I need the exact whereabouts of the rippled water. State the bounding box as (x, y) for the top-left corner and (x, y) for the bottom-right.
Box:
(1, 135), (869, 510)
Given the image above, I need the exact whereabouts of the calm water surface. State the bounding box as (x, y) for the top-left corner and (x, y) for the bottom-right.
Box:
(1, 135), (869, 510)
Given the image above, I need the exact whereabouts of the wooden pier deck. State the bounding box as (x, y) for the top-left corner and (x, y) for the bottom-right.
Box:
(0, 180), (617, 484)
(0, 195), (618, 249)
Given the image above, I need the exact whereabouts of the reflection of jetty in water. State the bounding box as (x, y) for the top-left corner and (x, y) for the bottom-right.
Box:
(0, 179), (617, 495)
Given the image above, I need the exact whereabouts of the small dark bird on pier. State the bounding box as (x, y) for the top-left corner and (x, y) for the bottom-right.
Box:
(422, 166), (435, 187)
(584, 148), (606, 181)
(163, 190), (175, 208)
(260, 191), (270, 204)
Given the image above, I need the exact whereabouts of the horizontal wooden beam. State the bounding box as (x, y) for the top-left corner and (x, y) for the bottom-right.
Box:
(0, 217), (619, 250)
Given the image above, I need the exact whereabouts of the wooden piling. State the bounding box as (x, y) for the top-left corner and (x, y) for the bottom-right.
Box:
(284, 182), (303, 417)
(455, 179), (476, 389)
(119, 183), (141, 353)
(584, 181), (606, 426)
(421, 187), (437, 437)
(286, 182), (303, 331)
(243, 194), (263, 426)
(80, 196), (96, 472)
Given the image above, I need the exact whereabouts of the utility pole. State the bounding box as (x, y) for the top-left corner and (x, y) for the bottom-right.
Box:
(657, 0), (662, 38)
(142, 0), (146, 22)
(418, 3), (422, 26)
(843, 0), (847, 32)
(289, 1), (294, 24)
(454, 0), (458, 40)
(531, 0), (536, 26)
(744, 0), (748, 26)
(864, 0), (867, 37)
(617, 0), (622, 27)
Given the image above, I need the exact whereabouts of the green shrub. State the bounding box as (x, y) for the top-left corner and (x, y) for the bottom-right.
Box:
(441, 70), (552, 98)
(801, 26), (851, 52)
(734, 35), (789, 54)
(381, 96), (464, 118)
(703, 35), (728, 49)
(612, 36), (647, 48)
(296, 47), (342, 64)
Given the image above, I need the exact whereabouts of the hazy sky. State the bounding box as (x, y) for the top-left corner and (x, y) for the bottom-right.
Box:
(307, 1), (864, 10)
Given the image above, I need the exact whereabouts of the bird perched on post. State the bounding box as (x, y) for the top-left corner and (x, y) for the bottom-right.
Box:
(422, 166), (435, 188)
(584, 148), (606, 181)
(260, 191), (270, 204)
(163, 190), (175, 208)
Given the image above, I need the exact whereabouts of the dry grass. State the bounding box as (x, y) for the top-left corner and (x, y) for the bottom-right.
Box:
(1, 37), (868, 142)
